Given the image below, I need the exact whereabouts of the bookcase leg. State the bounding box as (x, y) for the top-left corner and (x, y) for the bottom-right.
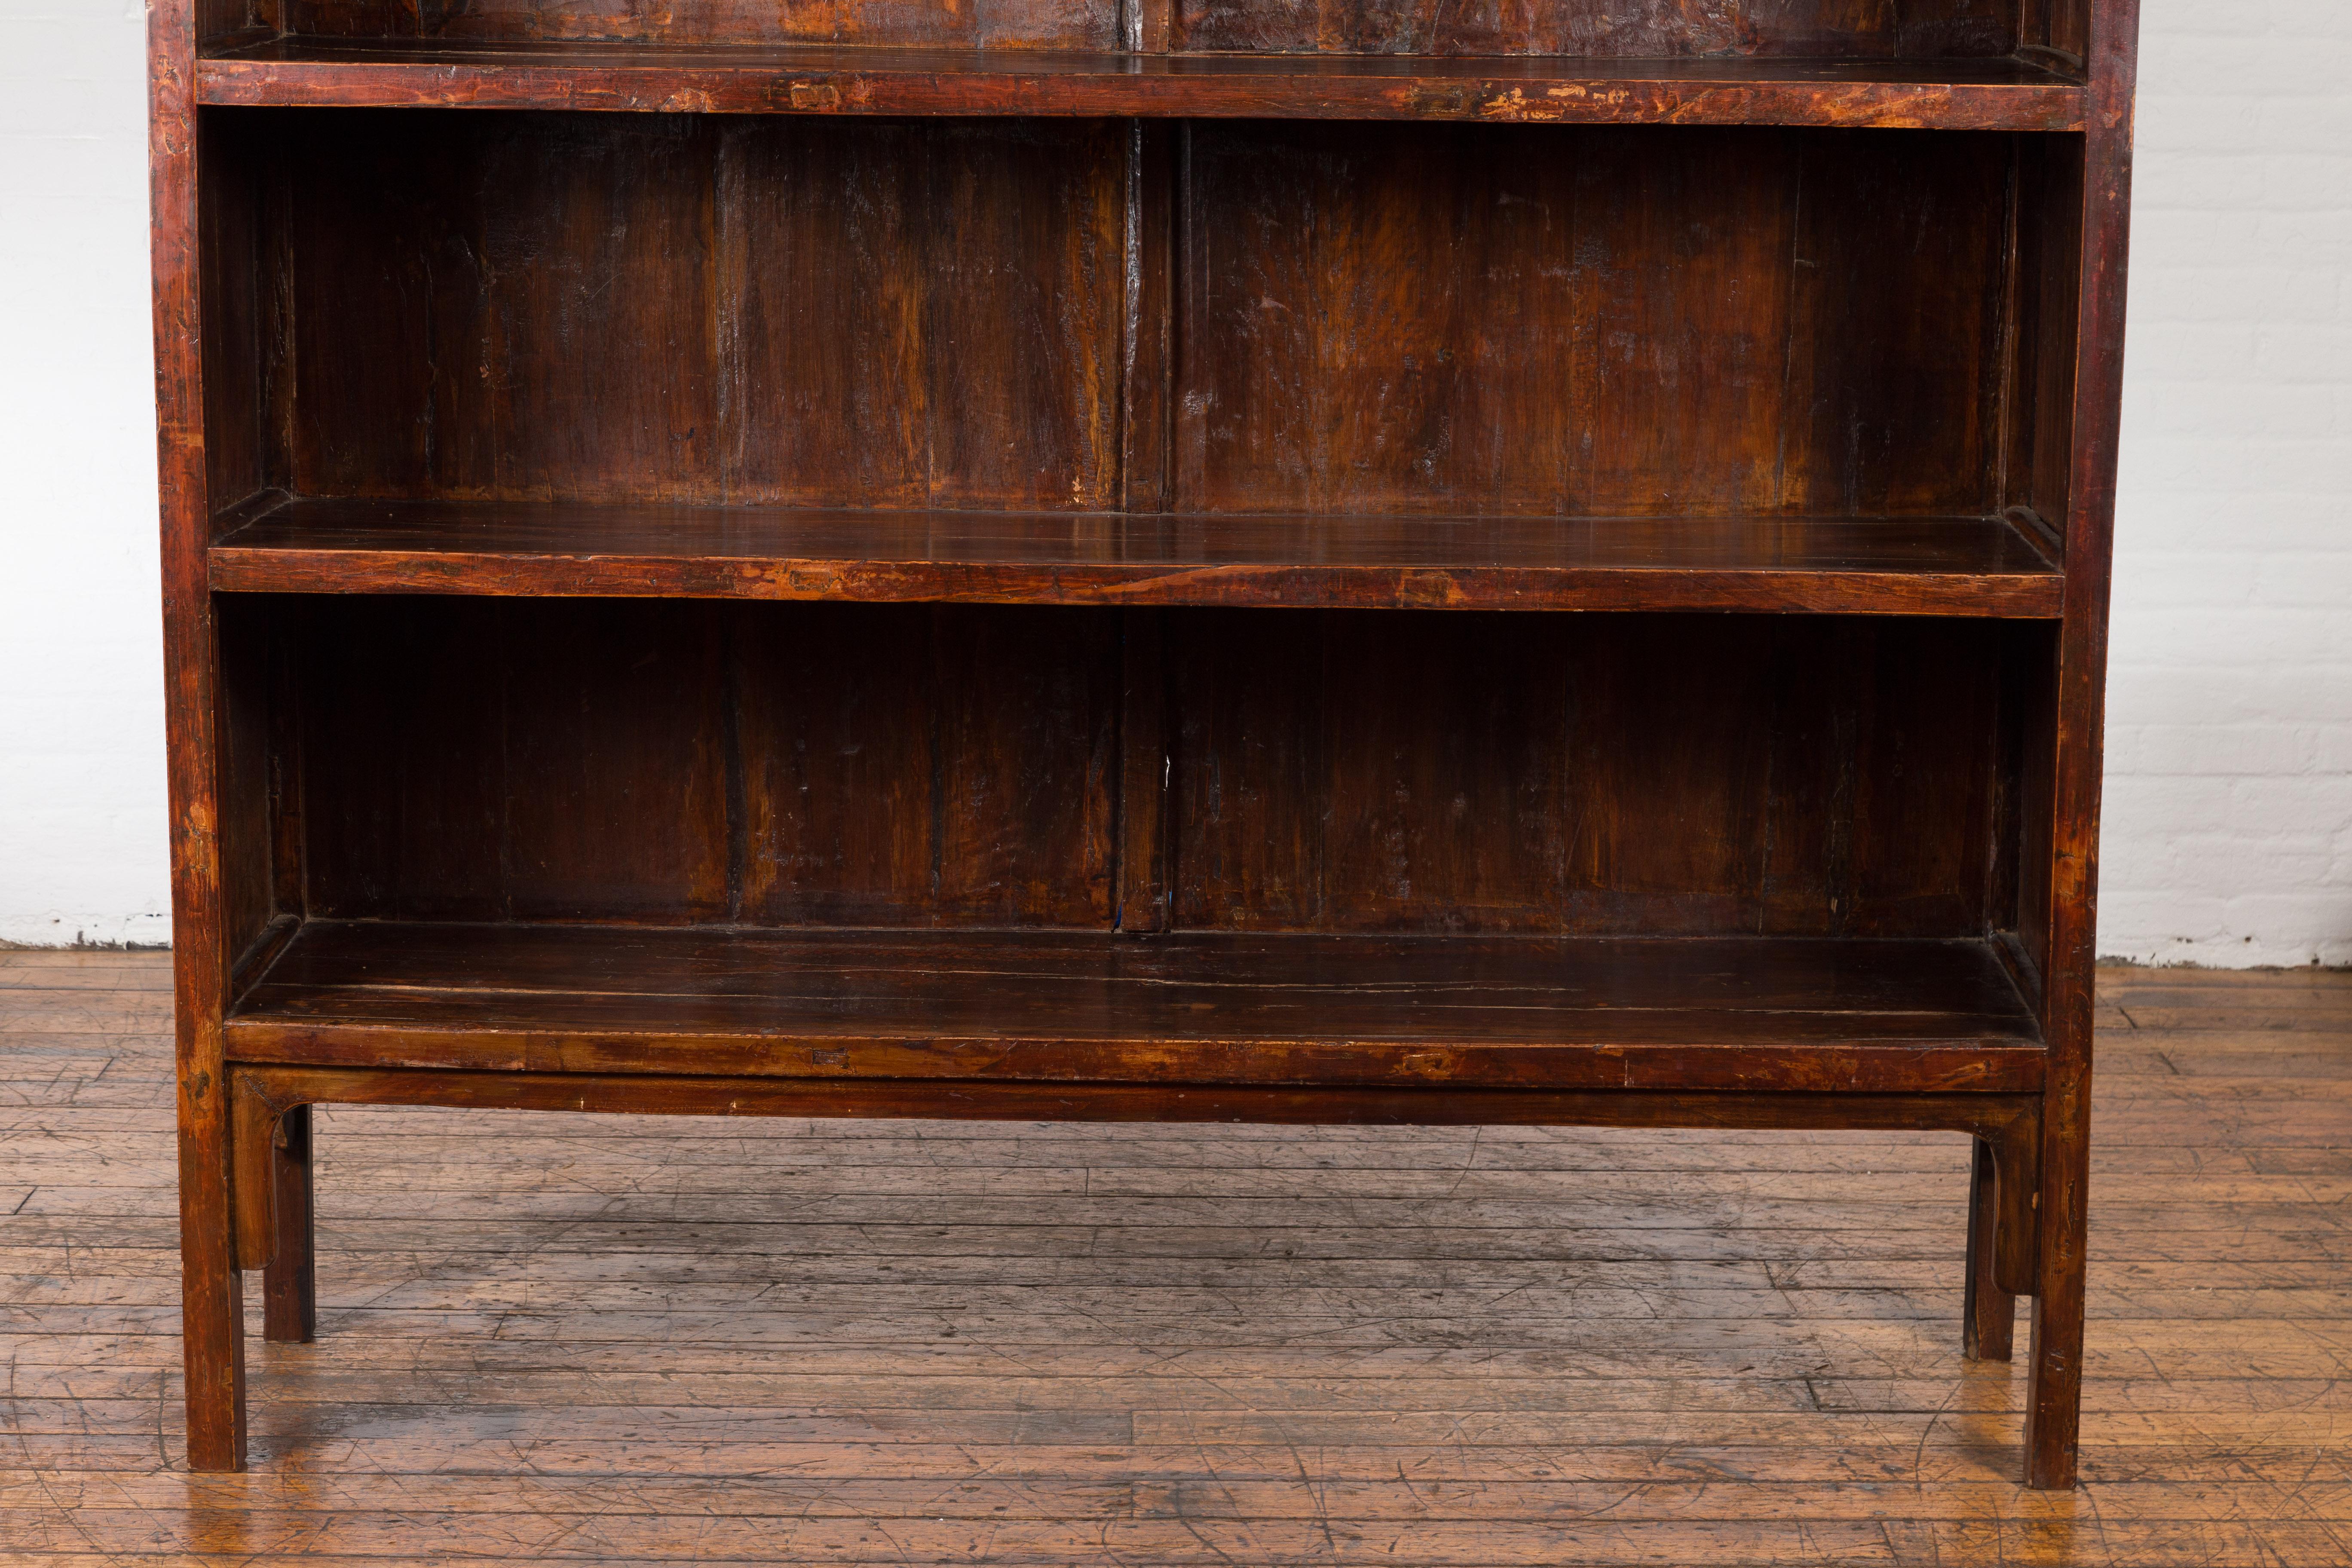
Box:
(180, 1122), (247, 1471)
(2024, 1084), (2089, 1491)
(1961, 1137), (2015, 1362)
(263, 1104), (317, 1344)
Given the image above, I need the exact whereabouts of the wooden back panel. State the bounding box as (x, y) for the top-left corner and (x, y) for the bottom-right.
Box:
(262, 112), (1126, 509)
(1172, 122), (2012, 517)
(1174, 0), (2020, 58)
(230, 111), (2030, 521)
(276, 599), (2020, 939)
(270, 0), (2049, 55)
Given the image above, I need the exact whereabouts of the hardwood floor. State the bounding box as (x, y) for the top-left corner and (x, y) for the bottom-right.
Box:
(3, 950), (2347, 1564)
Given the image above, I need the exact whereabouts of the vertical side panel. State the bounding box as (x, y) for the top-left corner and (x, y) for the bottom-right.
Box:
(199, 110), (266, 516)
(1782, 130), (2013, 515)
(214, 600), (276, 967)
(297, 598), (508, 922)
(2027, 143), (2088, 530)
(1843, 620), (2003, 936)
(2014, 622), (2058, 985)
(2027, 0), (2140, 1493)
(2021, 0), (2090, 63)
(155, 5), (244, 1468)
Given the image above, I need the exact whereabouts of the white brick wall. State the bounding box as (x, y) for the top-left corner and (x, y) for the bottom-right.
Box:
(2102, 0), (2352, 966)
(0, 0), (168, 948)
(0, 0), (2346, 963)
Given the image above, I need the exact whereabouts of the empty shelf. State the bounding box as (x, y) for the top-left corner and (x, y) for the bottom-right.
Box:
(210, 499), (2065, 616)
(226, 922), (2048, 1094)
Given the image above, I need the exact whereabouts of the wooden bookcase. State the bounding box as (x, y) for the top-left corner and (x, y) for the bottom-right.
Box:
(150, 0), (2140, 1487)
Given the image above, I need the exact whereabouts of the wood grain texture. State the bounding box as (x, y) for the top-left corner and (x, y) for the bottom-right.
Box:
(161, 0), (2134, 1494)
(1174, 0), (2021, 58)
(2022, 0), (2141, 1494)
(264, 111), (1123, 509)
(732, 605), (1118, 927)
(1174, 123), (2019, 519)
(1165, 612), (2019, 937)
(208, 498), (2067, 616)
(277, 0), (1117, 46)
(151, 0), (248, 1473)
(219, 920), (2046, 1093)
(7, 954), (2346, 1558)
(193, 40), (2089, 130)
(270, 603), (2027, 939)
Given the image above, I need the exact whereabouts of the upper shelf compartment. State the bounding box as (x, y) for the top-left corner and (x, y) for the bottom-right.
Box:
(194, 40), (2084, 130)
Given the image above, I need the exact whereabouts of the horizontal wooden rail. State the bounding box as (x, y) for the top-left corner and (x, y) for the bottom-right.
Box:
(210, 498), (2067, 616)
(196, 39), (2089, 130)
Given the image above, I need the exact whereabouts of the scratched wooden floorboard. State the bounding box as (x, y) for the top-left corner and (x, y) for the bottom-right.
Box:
(2, 954), (2350, 1564)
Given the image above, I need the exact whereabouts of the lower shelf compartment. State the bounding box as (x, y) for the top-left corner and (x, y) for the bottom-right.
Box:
(226, 923), (2045, 1093)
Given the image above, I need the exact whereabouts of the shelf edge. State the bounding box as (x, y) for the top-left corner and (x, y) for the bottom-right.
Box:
(195, 53), (2089, 131)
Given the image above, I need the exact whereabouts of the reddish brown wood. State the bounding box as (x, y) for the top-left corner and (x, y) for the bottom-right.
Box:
(208, 499), (2065, 616)
(1172, 0), (2022, 58)
(1962, 1135), (2016, 1362)
(220, 921), (2048, 1093)
(154, 0), (249, 1475)
(194, 40), (2088, 130)
(225, 1060), (2046, 1164)
(2024, 0), (2141, 1496)
(260, 1102), (316, 1341)
(158, 0), (2130, 1492)
(266, 603), (2026, 940)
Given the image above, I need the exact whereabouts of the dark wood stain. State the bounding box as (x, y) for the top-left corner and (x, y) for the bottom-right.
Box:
(154, 0), (2137, 1494)
(195, 41), (2092, 128)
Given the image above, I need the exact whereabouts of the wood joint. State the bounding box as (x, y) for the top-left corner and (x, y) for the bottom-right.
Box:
(229, 1068), (301, 1271)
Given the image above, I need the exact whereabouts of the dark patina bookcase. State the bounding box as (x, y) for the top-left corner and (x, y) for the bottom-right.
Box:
(151, 0), (2138, 1486)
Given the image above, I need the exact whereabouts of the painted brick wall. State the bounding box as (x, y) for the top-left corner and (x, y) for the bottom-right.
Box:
(0, 0), (168, 947)
(0, 0), (2346, 962)
(2101, 0), (2352, 966)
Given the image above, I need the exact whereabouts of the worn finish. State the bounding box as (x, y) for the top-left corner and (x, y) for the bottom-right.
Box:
(156, 0), (2135, 1492)
(194, 40), (2090, 129)
(208, 498), (2067, 616)
(2021, 0), (2141, 1494)
(263, 601), (2023, 941)
(218, 921), (2049, 1092)
(6, 954), (2347, 1563)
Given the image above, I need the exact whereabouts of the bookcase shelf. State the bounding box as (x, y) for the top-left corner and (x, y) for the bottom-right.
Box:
(226, 921), (2046, 1094)
(196, 38), (2087, 129)
(210, 497), (2064, 616)
(156, 0), (2138, 1488)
